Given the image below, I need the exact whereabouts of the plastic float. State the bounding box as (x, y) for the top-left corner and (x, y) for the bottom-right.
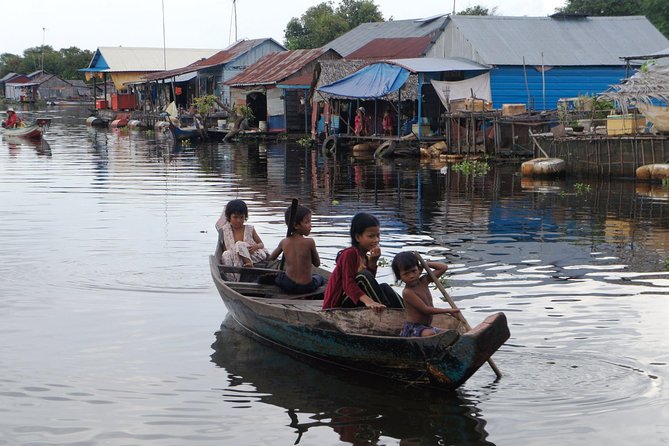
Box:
(521, 157), (566, 177)
(636, 163), (669, 180)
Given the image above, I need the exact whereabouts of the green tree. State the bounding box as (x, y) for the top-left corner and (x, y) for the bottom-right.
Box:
(0, 46), (93, 81)
(643, 0), (669, 37)
(556, 0), (643, 15)
(556, 0), (668, 38)
(336, 0), (383, 28)
(457, 5), (497, 15)
(58, 47), (94, 80)
(0, 53), (23, 77)
(284, 0), (383, 50)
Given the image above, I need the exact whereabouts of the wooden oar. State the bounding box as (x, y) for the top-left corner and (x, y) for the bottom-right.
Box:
(414, 251), (502, 379)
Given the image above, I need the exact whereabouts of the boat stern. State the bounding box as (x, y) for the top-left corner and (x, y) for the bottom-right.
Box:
(426, 312), (509, 389)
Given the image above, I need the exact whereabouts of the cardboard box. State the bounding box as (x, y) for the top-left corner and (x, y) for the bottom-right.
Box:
(502, 104), (526, 116)
(607, 115), (646, 135)
(450, 98), (492, 112)
(464, 97), (491, 111)
(412, 124), (432, 136)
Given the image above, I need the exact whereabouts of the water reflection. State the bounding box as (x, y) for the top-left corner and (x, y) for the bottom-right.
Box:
(211, 317), (494, 446)
(2, 108), (668, 445)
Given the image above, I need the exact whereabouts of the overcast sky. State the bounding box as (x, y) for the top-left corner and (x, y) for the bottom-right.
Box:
(1, 0), (567, 56)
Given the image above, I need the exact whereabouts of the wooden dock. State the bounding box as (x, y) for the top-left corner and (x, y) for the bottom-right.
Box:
(534, 133), (669, 177)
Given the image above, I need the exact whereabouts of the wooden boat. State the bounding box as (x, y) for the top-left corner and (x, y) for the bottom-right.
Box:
(209, 255), (510, 390)
(1, 118), (51, 140)
(170, 124), (202, 141)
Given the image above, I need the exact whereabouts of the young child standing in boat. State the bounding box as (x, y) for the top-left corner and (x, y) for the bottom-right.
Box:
(392, 251), (459, 337)
(215, 199), (269, 275)
(269, 204), (325, 294)
(322, 212), (403, 311)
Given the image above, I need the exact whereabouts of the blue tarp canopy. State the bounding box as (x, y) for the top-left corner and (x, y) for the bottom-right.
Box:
(317, 63), (410, 99)
(316, 57), (490, 99)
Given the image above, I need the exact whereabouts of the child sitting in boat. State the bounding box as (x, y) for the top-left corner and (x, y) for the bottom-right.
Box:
(391, 252), (459, 337)
(215, 199), (269, 278)
(269, 204), (325, 294)
(322, 213), (404, 311)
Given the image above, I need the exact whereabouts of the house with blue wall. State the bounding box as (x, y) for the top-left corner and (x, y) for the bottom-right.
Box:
(428, 14), (669, 110)
(142, 38), (286, 108)
(327, 14), (669, 111)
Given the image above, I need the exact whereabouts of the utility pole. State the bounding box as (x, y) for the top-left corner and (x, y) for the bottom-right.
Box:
(41, 27), (46, 72)
(161, 0), (167, 70)
(229, 0), (238, 44)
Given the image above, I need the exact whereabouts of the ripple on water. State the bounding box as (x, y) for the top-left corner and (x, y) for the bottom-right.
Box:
(472, 349), (661, 418)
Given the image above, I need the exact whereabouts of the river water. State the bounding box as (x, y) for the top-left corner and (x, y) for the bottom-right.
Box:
(1, 106), (668, 445)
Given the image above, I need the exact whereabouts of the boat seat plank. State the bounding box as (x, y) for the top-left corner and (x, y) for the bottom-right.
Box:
(219, 265), (280, 275)
(227, 282), (326, 300)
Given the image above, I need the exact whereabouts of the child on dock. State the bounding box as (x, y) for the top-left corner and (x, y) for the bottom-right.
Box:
(391, 252), (459, 337)
(269, 204), (325, 294)
(215, 199), (269, 278)
(382, 108), (393, 136)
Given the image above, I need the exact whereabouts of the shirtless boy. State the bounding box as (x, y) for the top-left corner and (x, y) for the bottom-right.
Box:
(391, 252), (459, 337)
(270, 205), (325, 294)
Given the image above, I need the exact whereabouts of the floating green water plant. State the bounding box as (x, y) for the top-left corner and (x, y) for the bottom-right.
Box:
(297, 136), (313, 148)
(451, 160), (490, 177)
(574, 183), (592, 195)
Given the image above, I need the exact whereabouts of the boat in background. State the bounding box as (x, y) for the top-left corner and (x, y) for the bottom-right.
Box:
(1, 118), (51, 140)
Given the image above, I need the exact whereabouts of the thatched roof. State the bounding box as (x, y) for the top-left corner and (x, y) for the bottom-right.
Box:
(602, 64), (669, 112)
(313, 59), (419, 101)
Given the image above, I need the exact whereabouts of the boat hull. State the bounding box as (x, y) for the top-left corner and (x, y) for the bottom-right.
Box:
(209, 256), (509, 389)
(2, 124), (43, 140)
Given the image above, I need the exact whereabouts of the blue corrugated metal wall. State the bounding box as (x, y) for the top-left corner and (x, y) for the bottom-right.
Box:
(490, 66), (627, 111)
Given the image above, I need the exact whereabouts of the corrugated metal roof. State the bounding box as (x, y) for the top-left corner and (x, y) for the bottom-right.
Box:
(0, 72), (21, 83)
(142, 39), (277, 80)
(347, 36), (433, 59)
(90, 47), (219, 72)
(450, 15), (669, 66)
(387, 57), (489, 73)
(143, 39), (287, 81)
(278, 72), (314, 87)
(327, 15), (448, 57)
(226, 48), (337, 87)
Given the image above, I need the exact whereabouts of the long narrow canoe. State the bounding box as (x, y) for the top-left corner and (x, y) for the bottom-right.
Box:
(209, 255), (509, 390)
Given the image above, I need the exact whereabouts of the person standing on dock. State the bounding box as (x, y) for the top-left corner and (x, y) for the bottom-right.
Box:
(354, 107), (368, 136)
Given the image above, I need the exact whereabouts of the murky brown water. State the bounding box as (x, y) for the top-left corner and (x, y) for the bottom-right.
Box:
(1, 106), (668, 445)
